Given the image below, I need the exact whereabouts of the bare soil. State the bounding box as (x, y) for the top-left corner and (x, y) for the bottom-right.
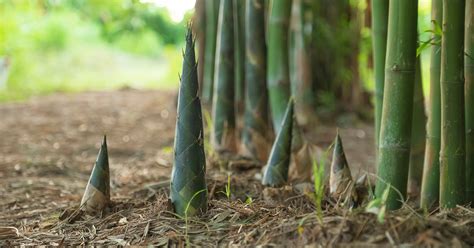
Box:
(0, 90), (473, 246)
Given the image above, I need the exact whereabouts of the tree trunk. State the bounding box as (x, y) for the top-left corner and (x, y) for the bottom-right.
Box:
(375, 0), (418, 210)
(439, 0), (466, 209)
(212, 0), (237, 153)
(465, 0), (474, 205)
(240, 0), (273, 162)
(420, 0), (443, 209)
(371, 0), (389, 154)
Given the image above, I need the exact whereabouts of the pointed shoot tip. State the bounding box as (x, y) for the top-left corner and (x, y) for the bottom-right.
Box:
(102, 135), (107, 146)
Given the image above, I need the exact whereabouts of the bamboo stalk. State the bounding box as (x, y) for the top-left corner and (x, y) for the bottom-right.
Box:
(465, 0), (474, 205)
(240, 0), (273, 162)
(212, 0), (237, 153)
(420, 0), (443, 209)
(371, 0), (389, 153)
(408, 57), (426, 196)
(234, 0), (246, 110)
(439, 0), (466, 208)
(267, 0), (292, 132)
(375, 0), (418, 210)
(202, 0), (220, 102)
(194, 0), (206, 92)
(291, 0), (315, 126)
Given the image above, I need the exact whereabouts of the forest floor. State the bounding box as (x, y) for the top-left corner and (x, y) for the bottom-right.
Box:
(0, 90), (473, 246)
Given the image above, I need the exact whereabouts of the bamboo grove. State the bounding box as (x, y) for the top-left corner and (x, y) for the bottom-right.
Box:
(77, 0), (474, 217)
(371, 0), (473, 209)
(196, 0), (473, 211)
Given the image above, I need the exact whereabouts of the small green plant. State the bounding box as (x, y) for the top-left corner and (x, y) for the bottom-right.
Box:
(365, 183), (390, 223)
(184, 189), (207, 220)
(312, 157), (325, 223)
(245, 195), (253, 205)
(183, 188), (207, 246)
(219, 173), (232, 200)
(310, 142), (335, 223)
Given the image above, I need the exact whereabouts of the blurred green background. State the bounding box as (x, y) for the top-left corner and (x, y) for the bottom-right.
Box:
(0, 0), (194, 102)
(0, 0), (432, 103)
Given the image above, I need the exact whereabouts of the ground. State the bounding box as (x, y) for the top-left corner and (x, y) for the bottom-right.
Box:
(0, 90), (473, 246)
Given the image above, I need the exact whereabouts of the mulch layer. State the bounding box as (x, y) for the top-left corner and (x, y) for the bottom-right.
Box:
(0, 90), (473, 246)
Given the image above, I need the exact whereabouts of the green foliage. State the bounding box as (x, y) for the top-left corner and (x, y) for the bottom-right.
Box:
(67, 0), (186, 45)
(0, 0), (188, 102)
(31, 13), (71, 51)
(113, 29), (163, 56)
(417, 20), (442, 56)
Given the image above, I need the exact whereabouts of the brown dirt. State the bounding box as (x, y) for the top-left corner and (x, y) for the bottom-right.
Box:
(0, 90), (473, 246)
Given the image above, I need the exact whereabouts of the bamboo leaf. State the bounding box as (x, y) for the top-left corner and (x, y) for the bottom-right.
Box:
(416, 37), (435, 56)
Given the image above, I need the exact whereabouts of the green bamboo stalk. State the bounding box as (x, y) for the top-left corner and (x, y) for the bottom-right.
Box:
(371, 0), (389, 153)
(212, 0), (237, 153)
(170, 29), (207, 217)
(466, 0), (474, 205)
(202, 0), (220, 102)
(267, 0), (292, 132)
(240, 0), (273, 162)
(330, 131), (353, 198)
(439, 0), (466, 209)
(291, 0), (314, 125)
(262, 99), (294, 187)
(420, 0), (443, 209)
(80, 136), (110, 214)
(375, 0), (418, 210)
(408, 57), (426, 195)
(286, 3), (312, 182)
(194, 0), (206, 91)
(234, 0), (246, 110)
